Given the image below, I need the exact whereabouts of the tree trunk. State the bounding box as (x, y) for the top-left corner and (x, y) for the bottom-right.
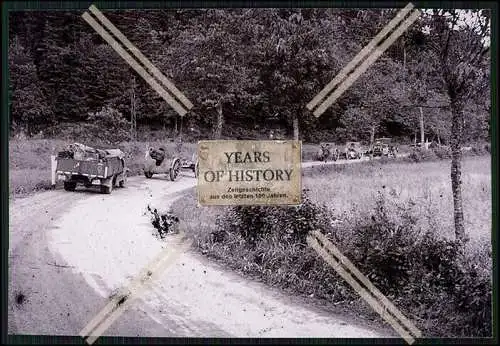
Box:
(450, 99), (467, 244)
(213, 100), (224, 140)
(293, 116), (299, 141)
(130, 77), (137, 142)
(419, 106), (425, 149)
(369, 125), (376, 159)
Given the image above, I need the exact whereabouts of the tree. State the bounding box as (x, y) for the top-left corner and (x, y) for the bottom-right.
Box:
(8, 35), (53, 135)
(424, 9), (490, 243)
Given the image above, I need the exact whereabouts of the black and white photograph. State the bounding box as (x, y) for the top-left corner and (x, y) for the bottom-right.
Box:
(5, 2), (493, 343)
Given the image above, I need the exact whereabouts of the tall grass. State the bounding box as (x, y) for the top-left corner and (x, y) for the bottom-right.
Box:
(302, 156), (491, 245)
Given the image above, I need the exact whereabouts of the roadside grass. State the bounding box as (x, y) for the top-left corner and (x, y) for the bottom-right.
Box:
(171, 156), (492, 337)
(302, 156), (491, 245)
(8, 138), (197, 197)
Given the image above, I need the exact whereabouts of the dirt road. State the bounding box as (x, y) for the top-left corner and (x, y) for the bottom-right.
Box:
(9, 160), (395, 338)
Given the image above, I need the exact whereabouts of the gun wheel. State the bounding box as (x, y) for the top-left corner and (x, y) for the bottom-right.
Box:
(169, 159), (181, 181)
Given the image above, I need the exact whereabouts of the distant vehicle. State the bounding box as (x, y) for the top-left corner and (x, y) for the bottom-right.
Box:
(55, 143), (127, 194)
(317, 142), (339, 162)
(373, 138), (397, 157)
(143, 146), (182, 181)
(344, 141), (363, 160)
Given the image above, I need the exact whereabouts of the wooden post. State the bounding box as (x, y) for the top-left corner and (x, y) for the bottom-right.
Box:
(293, 116), (299, 140)
(214, 100), (223, 140)
(130, 76), (137, 142)
(50, 155), (57, 187)
(369, 125), (376, 160)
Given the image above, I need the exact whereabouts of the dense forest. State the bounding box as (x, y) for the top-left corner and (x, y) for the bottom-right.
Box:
(8, 8), (490, 144)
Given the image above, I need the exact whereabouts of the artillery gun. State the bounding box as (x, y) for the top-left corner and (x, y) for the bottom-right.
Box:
(143, 146), (182, 181)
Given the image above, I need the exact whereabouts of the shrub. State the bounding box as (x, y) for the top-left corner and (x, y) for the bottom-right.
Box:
(433, 145), (451, 159)
(86, 106), (131, 143)
(408, 148), (438, 162)
(335, 193), (491, 336)
(214, 189), (334, 247)
(146, 205), (180, 239)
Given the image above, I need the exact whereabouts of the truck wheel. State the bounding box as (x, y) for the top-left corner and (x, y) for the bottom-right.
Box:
(144, 171), (153, 179)
(101, 184), (113, 194)
(64, 182), (77, 191)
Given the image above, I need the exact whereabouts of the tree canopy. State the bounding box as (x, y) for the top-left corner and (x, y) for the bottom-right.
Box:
(8, 8), (490, 143)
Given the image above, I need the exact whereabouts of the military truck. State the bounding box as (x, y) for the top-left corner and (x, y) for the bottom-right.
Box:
(55, 143), (127, 194)
(373, 138), (397, 157)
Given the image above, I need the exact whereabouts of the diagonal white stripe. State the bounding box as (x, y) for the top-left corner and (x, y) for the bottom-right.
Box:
(88, 5), (194, 111)
(313, 9), (421, 117)
(82, 12), (188, 117)
(312, 230), (422, 338)
(307, 3), (415, 111)
(307, 235), (416, 344)
(80, 237), (192, 345)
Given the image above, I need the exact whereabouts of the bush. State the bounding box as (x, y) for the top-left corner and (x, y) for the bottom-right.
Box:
(146, 205), (180, 239)
(213, 189), (334, 247)
(86, 106), (131, 143)
(468, 143), (490, 156)
(408, 148), (438, 162)
(336, 193), (491, 336)
(433, 145), (451, 159)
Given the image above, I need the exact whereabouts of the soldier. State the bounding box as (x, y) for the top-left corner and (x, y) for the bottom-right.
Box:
(320, 143), (331, 162)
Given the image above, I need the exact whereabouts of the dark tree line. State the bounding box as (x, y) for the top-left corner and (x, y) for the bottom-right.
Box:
(8, 8), (490, 145)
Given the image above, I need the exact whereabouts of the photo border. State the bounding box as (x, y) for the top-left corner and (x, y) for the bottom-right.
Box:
(1, 0), (497, 344)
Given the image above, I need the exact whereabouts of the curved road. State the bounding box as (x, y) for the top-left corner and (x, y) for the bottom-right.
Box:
(8, 159), (395, 338)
